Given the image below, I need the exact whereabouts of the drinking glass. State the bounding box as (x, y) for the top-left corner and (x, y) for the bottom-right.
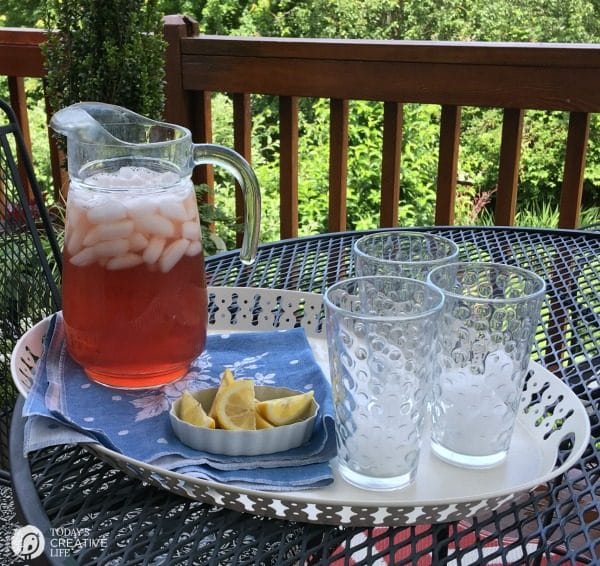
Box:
(427, 262), (546, 468)
(353, 231), (459, 280)
(324, 276), (444, 490)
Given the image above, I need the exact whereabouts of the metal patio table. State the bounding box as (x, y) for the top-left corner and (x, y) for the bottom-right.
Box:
(9, 226), (600, 565)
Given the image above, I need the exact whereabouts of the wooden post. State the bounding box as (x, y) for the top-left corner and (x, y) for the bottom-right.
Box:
(495, 108), (524, 226)
(558, 112), (590, 229)
(163, 15), (199, 128)
(162, 16), (215, 206)
(233, 93), (252, 247)
(279, 96), (299, 239)
(380, 101), (402, 227)
(328, 98), (349, 232)
(7, 76), (33, 201)
(435, 105), (461, 226)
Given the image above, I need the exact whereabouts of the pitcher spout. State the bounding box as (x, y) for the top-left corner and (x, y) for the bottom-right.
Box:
(51, 101), (260, 265)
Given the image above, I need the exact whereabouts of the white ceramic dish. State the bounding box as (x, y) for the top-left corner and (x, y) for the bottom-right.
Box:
(11, 286), (591, 526)
(170, 386), (319, 456)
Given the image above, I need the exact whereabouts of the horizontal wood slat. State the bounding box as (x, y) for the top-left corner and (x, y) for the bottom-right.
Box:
(0, 28), (47, 77)
(182, 35), (600, 68)
(182, 56), (600, 112)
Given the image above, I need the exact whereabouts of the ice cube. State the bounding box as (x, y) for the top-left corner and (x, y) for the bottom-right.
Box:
(185, 240), (203, 256)
(134, 213), (176, 238)
(66, 224), (86, 256)
(124, 197), (157, 217)
(159, 198), (188, 221)
(128, 232), (149, 252)
(183, 195), (199, 220)
(87, 199), (128, 223)
(142, 237), (166, 264)
(83, 219), (134, 246)
(484, 349), (514, 383)
(70, 246), (97, 267)
(181, 220), (200, 241)
(116, 166), (137, 180)
(158, 171), (180, 187)
(159, 239), (189, 272)
(106, 253), (144, 270)
(93, 238), (130, 258)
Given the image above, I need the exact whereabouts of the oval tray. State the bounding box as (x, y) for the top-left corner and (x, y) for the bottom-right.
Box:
(11, 287), (590, 526)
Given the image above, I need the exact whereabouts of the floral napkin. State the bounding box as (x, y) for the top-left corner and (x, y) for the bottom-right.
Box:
(23, 313), (337, 491)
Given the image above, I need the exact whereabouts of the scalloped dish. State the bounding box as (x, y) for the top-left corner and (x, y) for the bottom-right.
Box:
(170, 386), (319, 456)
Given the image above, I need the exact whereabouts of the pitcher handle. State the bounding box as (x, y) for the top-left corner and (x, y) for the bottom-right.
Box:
(193, 144), (261, 265)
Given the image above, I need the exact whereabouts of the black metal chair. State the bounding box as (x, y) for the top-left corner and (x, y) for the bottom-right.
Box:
(0, 98), (61, 483)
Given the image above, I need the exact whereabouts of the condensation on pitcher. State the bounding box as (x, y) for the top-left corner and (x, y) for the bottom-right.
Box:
(66, 166), (202, 271)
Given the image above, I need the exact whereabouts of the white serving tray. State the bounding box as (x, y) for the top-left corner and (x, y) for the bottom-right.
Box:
(11, 287), (591, 526)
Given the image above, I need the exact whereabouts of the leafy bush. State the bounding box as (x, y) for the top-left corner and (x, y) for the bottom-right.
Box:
(196, 0), (600, 246)
(43, 0), (166, 120)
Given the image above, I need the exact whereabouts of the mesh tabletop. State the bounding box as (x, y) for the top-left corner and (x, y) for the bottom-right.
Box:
(9, 227), (600, 565)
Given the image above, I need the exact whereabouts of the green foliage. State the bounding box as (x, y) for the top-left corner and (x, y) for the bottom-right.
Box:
(201, 0), (252, 35)
(157, 0), (205, 21)
(231, 0), (404, 39)
(43, 0), (166, 120)
(0, 0), (45, 27)
(396, 0), (597, 42)
(581, 207), (600, 227)
(199, 0), (597, 42)
(194, 0), (600, 243)
(195, 183), (240, 255)
(473, 203), (600, 229)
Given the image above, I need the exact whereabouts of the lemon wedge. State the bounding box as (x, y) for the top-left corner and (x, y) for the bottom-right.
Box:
(255, 409), (274, 429)
(256, 391), (315, 426)
(212, 379), (257, 430)
(208, 368), (235, 420)
(221, 367), (235, 386)
(179, 390), (216, 429)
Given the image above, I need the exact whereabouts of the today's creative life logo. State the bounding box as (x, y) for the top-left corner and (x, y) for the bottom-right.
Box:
(11, 525), (45, 560)
(11, 524), (109, 560)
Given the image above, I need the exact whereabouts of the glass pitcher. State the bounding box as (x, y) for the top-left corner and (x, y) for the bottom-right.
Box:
(51, 102), (260, 389)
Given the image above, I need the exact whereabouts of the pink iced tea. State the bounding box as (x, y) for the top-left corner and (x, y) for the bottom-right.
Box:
(62, 167), (208, 388)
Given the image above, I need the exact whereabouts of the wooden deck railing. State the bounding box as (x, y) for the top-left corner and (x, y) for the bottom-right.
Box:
(162, 16), (600, 237)
(2, 17), (600, 238)
(0, 26), (66, 200)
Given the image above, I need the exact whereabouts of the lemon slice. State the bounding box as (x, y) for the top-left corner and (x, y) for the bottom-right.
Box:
(213, 379), (257, 430)
(255, 409), (274, 429)
(256, 391), (315, 426)
(221, 367), (235, 386)
(179, 390), (216, 428)
(208, 368), (236, 420)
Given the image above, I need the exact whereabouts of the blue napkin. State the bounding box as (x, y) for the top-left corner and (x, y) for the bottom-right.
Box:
(23, 313), (337, 491)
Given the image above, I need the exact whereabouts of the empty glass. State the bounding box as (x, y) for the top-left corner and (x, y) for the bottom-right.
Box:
(353, 231), (459, 281)
(324, 276), (444, 490)
(428, 262), (546, 468)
